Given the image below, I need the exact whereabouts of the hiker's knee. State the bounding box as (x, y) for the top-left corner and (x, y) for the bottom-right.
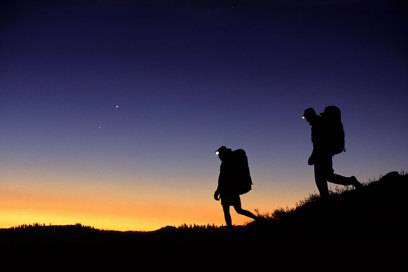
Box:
(233, 206), (243, 213)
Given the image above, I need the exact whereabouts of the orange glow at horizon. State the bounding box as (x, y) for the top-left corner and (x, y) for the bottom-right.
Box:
(0, 187), (222, 231)
(0, 172), (304, 231)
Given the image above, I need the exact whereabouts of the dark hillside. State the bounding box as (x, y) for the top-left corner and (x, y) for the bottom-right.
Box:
(1, 171), (406, 269)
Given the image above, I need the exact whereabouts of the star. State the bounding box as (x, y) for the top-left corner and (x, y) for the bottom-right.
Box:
(114, 104), (120, 109)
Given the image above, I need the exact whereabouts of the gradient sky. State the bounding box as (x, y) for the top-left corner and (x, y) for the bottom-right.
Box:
(1, 0), (407, 231)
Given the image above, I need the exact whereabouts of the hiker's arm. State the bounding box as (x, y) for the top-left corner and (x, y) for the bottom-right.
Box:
(214, 189), (220, 201)
(214, 168), (223, 201)
(309, 143), (324, 165)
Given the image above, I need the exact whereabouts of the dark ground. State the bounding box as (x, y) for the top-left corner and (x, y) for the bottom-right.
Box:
(1, 171), (407, 270)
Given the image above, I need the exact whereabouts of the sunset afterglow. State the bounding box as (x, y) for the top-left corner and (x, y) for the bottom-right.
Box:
(1, 0), (407, 231)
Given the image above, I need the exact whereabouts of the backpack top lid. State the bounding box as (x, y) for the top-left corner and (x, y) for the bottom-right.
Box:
(322, 105), (341, 122)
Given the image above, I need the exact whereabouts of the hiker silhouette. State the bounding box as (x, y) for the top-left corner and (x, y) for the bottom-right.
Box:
(214, 146), (257, 227)
(303, 106), (362, 198)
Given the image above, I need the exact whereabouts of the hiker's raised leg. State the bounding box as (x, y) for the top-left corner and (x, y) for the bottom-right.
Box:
(328, 173), (352, 185)
(233, 202), (257, 220)
(329, 174), (362, 188)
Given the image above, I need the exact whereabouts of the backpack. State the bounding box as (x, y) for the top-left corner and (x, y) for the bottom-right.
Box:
(322, 106), (345, 155)
(232, 149), (253, 195)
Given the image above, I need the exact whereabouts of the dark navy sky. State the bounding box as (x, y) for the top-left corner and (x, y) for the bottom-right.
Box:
(1, 0), (407, 229)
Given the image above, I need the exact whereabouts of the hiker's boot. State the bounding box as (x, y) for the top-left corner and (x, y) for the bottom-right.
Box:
(350, 176), (363, 189)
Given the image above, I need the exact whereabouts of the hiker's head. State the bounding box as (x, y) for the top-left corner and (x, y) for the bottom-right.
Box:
(303, 107), (318, 124)
(216, 146), (232, 161)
